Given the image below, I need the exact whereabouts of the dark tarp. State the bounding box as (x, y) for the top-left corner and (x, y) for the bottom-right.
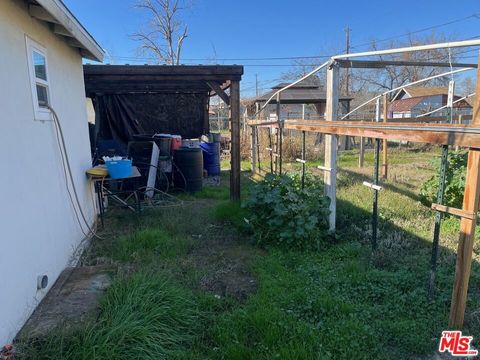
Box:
(92, 93), (209, 149)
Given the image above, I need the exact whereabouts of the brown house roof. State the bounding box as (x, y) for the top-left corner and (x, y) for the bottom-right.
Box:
(389, 97), (424, 112)
(389, 94), (472, 113)
(465, 96), (476, 108)
(252, 83), (352, 104)
(405, 86), (449, 97)
(393, 86), (449, 101)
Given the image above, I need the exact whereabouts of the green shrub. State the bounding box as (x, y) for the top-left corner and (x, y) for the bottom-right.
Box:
(243, 173), (330, 250)
(420, 150), (467, 208)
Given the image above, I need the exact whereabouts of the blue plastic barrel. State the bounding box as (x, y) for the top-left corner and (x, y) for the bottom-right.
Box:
(200, 142), (221, 176)
(105, 159), (132, 179)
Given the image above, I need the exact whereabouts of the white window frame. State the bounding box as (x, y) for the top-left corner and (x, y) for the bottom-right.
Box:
(25, 36), (52, 121)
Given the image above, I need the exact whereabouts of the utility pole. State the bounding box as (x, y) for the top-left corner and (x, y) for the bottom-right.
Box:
(342, 26), (351, 150)
(344, 26), (351, 96)
(255, 74), (259, 97)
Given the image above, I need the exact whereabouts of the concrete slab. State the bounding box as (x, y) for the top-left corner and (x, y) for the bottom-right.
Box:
(16, 266), (115, 339)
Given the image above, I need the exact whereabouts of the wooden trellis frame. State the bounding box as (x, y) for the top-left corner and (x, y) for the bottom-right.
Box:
(248, 50), (480, 328)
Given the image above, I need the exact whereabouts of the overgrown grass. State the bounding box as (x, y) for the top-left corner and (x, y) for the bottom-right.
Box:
(184, 240), (478, 359)
(113, 228), (193, 262)
(17, 271), (198, 360)
(211, 200), (248, 229)
(18, 148), (480, 359)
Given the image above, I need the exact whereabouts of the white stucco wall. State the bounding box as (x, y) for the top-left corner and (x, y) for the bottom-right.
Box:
(0, 0), (96, 344)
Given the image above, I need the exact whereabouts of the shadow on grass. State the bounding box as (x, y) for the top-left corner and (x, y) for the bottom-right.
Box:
(339, 167), (425, 203)
(191, 190), (480, 359)
(335, 194), (480, 337)
(188, 170), (480, 359)
(17, 168), (480, 359)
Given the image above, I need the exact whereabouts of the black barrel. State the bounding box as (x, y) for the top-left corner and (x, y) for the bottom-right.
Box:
(173, 147), (203, 192)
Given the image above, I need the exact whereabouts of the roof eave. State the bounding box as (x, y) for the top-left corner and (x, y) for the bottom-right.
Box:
(32, 0), (104, 62)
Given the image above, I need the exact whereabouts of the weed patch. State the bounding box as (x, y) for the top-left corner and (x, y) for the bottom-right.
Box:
(17, 271), (199, 359)
(211, 200), (248, 229)
(113, 228), (192, 262)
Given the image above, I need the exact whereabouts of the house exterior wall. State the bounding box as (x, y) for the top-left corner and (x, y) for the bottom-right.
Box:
(0, 0), (95, 344)
(392, 111), (412, 118)
(264, 103), (328, 120)
(410, 95), (443, 117)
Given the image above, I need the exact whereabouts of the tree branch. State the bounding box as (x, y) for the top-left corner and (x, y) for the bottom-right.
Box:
(133, 0), (188, 65)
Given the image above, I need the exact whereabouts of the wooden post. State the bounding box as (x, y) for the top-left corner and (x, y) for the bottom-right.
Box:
(371, 98), (382, 250)
(301, 130), (306, 188)
(243, 108), (247, 132)
(230, 80), (241, 201)
(277, 93), (283, 175)
(268, 127), (274, 174)
(448, 65), (480, 328)
(325, 61), (339, 231)
(448, 149), (480, 327)
(217, 101), (222, 131)
(455, 114), (462, 151)
(359, 137), (365, 168)
(251, 125), (257, 175)
(382, 95), (388, 179)
(250, 103), (260, 175)
(256, 127), (261, 173)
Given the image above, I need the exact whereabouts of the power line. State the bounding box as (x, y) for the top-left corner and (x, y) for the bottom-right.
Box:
(106, 54), (332, 62)
(349, 13), (480, 50)
(103, 14), (480, 64)
(345, 26), (351, 95)
(103, 58), (479, 68)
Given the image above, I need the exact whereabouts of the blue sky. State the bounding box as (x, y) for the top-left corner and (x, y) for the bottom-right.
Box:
(65, 0), (480, 96)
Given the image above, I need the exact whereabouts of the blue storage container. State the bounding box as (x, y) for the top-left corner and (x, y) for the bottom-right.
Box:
(105, 159), (132, 179)
(200, 142), (220, 176)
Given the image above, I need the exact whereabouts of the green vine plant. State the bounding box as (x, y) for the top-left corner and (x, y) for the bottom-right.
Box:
(420, 150), (467, 209)
(243, 173), (330, 250)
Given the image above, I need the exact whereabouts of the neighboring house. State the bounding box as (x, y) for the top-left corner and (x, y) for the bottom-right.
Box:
(248, 82), (353, 120)
(0, 0), (104, 345)
(389, 86), (472, 118)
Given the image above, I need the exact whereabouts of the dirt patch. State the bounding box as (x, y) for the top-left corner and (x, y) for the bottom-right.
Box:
(17, 266), (115, 340)
(86, 199), (260, 302)
(195, 242), (257, 300)
(183, 222), (259, 301)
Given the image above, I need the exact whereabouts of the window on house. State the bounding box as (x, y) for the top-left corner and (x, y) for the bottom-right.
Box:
(26, 37), (51, 120)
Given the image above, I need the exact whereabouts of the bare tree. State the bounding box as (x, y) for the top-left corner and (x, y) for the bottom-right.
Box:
(132, 0), (188, 65)
(352, 34), (460, 100)
(281, 57), (327, 87)
(458, 76), (476, 96)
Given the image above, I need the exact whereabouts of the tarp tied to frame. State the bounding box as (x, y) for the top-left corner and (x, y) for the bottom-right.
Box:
(92, 93), (209, 147)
